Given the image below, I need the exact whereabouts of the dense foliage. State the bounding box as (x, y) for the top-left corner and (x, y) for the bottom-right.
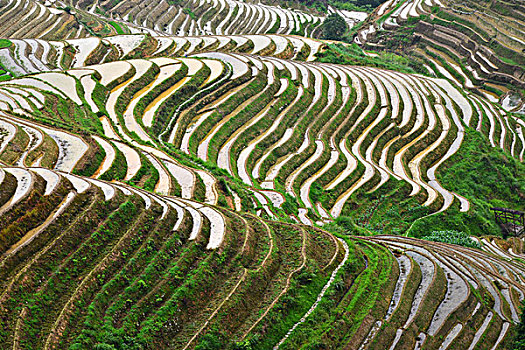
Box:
(427, 128), (524, 235)
(422, 230), (481, 249)
(321, 13), (348, 40)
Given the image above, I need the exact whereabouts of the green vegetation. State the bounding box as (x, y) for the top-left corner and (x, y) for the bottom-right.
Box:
(274, 239), (395, 349)
(321, 13), (348, 41)
(410, 128), (525, 237)
(322, 216), (372, 236)
(109, 21), (126, 34)
(127, 152), (160, 192)
(1, 3), (525, 347)
(288, 0), (379, 13)
(73, 138), (106, 177)
(329, 0), (377, 12)
(381, 21), (419, 50)
(183, 8), (196, 20)
(267, 16), (281, 34)
(99, 145), (128, 181)
(514, 301), (525, 350)
(335, 182), (431, 236)
(0, 39), (11, 48)
(317, 43), (426, 75)
(422, 230), (481, 249)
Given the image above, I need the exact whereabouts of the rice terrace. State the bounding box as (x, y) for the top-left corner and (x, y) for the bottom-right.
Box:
(0, 0), (524, 348)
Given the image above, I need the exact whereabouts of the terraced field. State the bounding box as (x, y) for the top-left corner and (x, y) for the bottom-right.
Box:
(76, 0), (326, 37)
(0, 0), (366, 39)
(0, 36), (522, 223)
(0, 165), (347, 348)
(0, 34), (327, 77)
(0, 0), (524, 348)
(358, 0), (525, 110)
(1, 163), (524, 349)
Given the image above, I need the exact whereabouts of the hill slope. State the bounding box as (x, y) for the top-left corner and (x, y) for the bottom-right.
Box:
(357, 0), (525, 110)
(0, 0), (524, 349)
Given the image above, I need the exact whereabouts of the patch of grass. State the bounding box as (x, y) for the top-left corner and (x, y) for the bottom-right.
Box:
(317, 43), (426, 75)
(0, 39), (11, 49)
(109, 21), (125, 34)
(410, 128), (524, 237)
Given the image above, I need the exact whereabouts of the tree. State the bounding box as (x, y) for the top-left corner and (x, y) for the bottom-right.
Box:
(321, 13), (348, 40)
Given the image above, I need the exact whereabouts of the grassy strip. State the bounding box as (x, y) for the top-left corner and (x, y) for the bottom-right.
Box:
(134, 63), (188, 131)
(114, 62), (160, 144)
(337, 241), (396, 346)
(0, 177), (66, 254)
(261, 77), (329, 183)
(109, 21), (125, 34)
(207, 72), (279, 165)
(426, 285), (489, 349)
(70, 210), (188, 346)
(229, 79), (298, 178)
(1, 193), (133, 346)
(16, 197), (141, 348)
(424, 40), (482, 86)
(127, 215), (244, 345)
(0, 172), (17, 208)
(153, 64), (211, 139)
(54, 204), (172, 346)
(238, 224), (324, 349)
(186, 73), (266, 156)
(99, 143), (127, 181)
(73, 136), (106, 177)
(0, 188), (92, 290)
(433, 11), (525, 68)
(171, 219), (278, 346)
(245, 81), (314, 179)
(370, 254), (422, 349)
(126, 151), (159, 192)
(25, 132), (59, 168)
(424, 48), (466, 86)
(0, 39), (11, 48)
(0, 124), (29, 165)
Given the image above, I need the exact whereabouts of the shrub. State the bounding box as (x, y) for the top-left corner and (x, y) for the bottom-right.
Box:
(321, 13), (348, 40)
